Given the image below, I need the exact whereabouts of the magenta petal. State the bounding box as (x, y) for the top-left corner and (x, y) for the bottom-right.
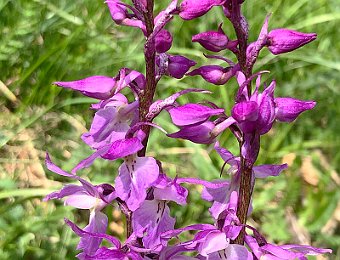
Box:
(267, 29), (317, 55)
(253, 164), (288, 178)
(77, 211), (108, 255)
(45, 153), (97, 196)
(64, 218), (121, 249)
(167, 121), (215, 144)
(224, 244), (253, 260)
(280, 244), (332, 255)
(201, 179), (229, 202)
(43, 184), (83, 202)
(72, 145), (111, 173)
(115, 157), (159, 211)
(132, 200), (175, 250)
(169, 103), (224, 126)
(54, 76), (116, 99)
(261, 243), (302, 259)
(102, 137), (143, 161)
(82, 107), (130, 149)
(197, 230), (229, 256)
(65, 193), (98, 209)
(161, 224), (215, 240)
(153, 174), (188, 205)
(275, 97), (316, 122)
(179, 0), (226, 20)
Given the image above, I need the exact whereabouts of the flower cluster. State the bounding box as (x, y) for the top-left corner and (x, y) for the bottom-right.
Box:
(45, 0), (331, 259)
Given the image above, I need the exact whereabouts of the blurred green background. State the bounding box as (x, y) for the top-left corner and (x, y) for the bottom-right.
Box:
(0, 0), (339, 259)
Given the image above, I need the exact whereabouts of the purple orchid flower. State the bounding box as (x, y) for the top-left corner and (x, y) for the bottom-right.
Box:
(44, 154), (116, 256)
(115, 155), (160, 211)
(82, 94), (139, 150)
(132, 174), (188, 251)
(161, 192), (252, 259)
(65, 218), (146, 259)
(200, 143), (287, 219)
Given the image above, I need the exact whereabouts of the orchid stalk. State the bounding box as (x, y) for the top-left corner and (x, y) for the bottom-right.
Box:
(44, 1), (332, 259)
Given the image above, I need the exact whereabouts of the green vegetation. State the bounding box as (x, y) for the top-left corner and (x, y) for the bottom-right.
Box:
(0, 0), (339, 258)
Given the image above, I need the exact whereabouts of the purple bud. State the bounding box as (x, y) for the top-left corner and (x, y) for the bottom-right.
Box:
(169, 103), (224, 126)
(168, 55), (196, 79)
(106, 0), (145, 30)
(192, 26), (229, 52)
(275, 97), (316, 122)
(188, 65), (238, 85)
(155, 29), (173, 53)
(54, 76), (116, 99)
(267, 29), (317, 55)
(106, 0), (127, 24)
(167, 121), (216, 144)
(179, 0), (226, 20)
(231, 101), (259, 122)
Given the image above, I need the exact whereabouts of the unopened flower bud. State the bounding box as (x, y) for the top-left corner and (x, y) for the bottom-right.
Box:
(275, 97), (316, 122)
(187, 65), (239, 85)
(179, 0), (226, 20)
(167, 55), (196, 79)
(155, 29), (173, 53)
(267, 29), (317, 55)
(192, 26), (229, 52)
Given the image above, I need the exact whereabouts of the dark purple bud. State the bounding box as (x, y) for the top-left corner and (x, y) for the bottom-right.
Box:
(267, 29), (317, 55)
(54, 76), (116, 99)
(167, 121), (216, 144)
(187, 65), (236, 85)
(192, 25), (230, 52)
(188, 65), (238, 85)
(231, 101), (259, 122)
(169, 103), (224, 126)
(275, 97), (316, 122)
(155, 29), (173, 53)
(179, 0), (226, 20)
(168, 55), (196, 79)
